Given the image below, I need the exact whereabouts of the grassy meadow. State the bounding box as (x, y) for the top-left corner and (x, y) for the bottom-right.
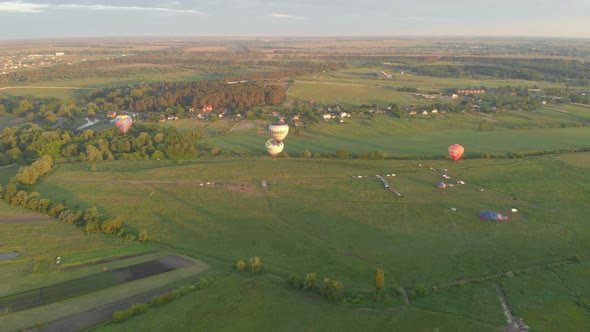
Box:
(202, 112), (590, 157)
(28, 152), (590, 332)
(97, 273), (504, 332)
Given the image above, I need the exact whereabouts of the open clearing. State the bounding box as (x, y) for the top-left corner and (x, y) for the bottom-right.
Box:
(0, 214), (54, 223)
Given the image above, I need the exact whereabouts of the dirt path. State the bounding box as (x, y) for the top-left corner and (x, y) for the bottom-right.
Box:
(398, 287), (410, 304)
(494, 283), (529, 331)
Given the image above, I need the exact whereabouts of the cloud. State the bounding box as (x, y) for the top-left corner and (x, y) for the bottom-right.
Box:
(0, 1), (47, 12)
(270, 13), (305, 19)
(0, 1), (205, 14)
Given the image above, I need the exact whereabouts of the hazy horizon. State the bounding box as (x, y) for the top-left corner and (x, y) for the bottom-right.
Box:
(0, 0), (589, 40)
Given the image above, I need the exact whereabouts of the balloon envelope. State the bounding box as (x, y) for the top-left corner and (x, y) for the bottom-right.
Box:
(115, 115), (133, 134)
(448, 144), (464, 161)
(106, 111), (117, 118)
(268, 120), (289, 142)
(265, 138), (284, 157)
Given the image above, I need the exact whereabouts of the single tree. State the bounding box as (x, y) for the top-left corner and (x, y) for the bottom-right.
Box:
(374, 268), (385, 301)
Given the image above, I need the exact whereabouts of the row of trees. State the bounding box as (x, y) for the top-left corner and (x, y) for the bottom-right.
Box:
(1, 154), (149, 241)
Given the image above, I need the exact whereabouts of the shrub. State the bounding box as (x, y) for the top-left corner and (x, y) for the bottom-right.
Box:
(320, 278), (343, 301)
(129, 303), (148, 315)
(112, 310), (133, 322)
(178, 285), (193, 295)
(415, 285), (427, 297)
(249, 256), (263, 274)
(304, 272), (317, 290)
(125, 234), (137, 241)
(90, 164), (98, 172)
(287, 274), (304, 289)
(138, 229), (150, 242)
(196, 278), (210, 290)
(236, 259), (247, 271)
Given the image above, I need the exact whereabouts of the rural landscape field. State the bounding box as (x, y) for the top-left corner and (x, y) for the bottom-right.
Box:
(0, 35), (589, 332)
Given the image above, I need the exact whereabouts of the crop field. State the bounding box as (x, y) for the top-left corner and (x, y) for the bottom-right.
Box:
(294, 67), (566, 91)
(0, 255), (192, 314)
(0, 255), (207, 332)
(0, 200), (155, 296)
(0, 87), (90, 100)
(287, 81), (425, 105)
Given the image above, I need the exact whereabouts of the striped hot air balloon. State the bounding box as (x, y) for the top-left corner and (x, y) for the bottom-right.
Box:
(115, 114), (133, 135)
(448, 144), (465, 161)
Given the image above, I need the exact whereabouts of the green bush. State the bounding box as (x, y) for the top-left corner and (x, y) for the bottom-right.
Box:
(287, 274), (304, 289)
(304, 272), (317, 290)
(112, 310), (133, 322)
(414, 285), (427, 297)
(197, 278), (210, 290)
(320, 278), (343, 301)
(236, 259), (247, 271)
(129, 303), (148, 315)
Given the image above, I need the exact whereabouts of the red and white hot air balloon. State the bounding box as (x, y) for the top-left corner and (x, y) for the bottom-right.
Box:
(448, 144), (465, 161)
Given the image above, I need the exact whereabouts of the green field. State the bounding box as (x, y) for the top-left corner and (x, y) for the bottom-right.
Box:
(22, 152), (589, 330)
(202, 114), (590, 157)
(97, 273), (504, 332)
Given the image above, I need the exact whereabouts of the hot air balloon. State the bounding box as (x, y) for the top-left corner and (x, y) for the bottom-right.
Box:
(448, 144), (464, 161)
(106, 111), (117, 118)
(268, 119), (289, 142)
(115, 114), (133, 135)
(265, 138), (284, 159)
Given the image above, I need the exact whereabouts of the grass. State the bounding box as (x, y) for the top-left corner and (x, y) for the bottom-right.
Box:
(500, 260), (590, 331)
(203, 114), (590, 157)
(96, 273), (503, 332)
(0, 164), (19, 184)
(59, 245), (153, 268)
(287, 81), (425, 105)
(32, 155), (590, 292)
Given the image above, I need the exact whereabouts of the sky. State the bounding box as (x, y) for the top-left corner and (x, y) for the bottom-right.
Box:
(0, 0), (589, 39)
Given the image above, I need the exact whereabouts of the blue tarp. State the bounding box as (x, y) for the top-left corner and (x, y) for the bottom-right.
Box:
(479, 210), (509, 221)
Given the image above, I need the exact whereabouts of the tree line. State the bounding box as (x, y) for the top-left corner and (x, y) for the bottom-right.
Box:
(1, 155), (149, 241)
(85, 80), (287, 112)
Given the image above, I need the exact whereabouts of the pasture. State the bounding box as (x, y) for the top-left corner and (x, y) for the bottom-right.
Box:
(97, 273), (504, 332)
(203, 113), (590, 157)
(33, 154), (590, 289)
